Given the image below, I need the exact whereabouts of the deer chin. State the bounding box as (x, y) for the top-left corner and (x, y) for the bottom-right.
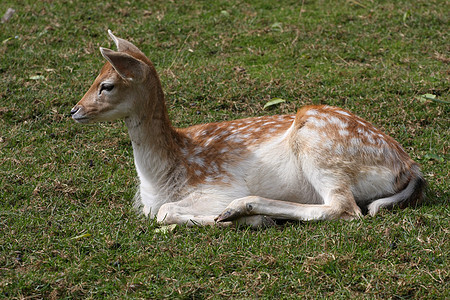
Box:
(71, 112), (94, 123)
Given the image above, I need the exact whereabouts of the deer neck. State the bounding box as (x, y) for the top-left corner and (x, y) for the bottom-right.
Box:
(124, 78), (181, 192)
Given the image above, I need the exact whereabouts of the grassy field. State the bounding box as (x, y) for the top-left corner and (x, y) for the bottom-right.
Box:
(0, 0), (448, 298)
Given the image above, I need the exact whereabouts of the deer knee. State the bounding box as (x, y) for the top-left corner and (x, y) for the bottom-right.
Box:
(156, 203), (176, 224)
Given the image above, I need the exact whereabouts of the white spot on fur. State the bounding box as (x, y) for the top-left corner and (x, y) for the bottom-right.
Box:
(221, 176), (231, 184)
(328, 116), (340, 124)
(196, 130), (206, 137)
(204, 136), (216, 146)
(302, 128), (321, 144)
(210, 161), (219, 173)
(338, 129), (349, 136)
(194, 147), (204, 155)
(364, 146), (379, 154)
(306, 109), (318, 116)
(335, 144), (345, 155)
(205, 176), (215, 182)
(350, 137), (362, 146)
(364, 131), (376, 144)
(181, 147), (188, 156)
(357, 120), (366, 127)
(234, 136), (244, 143)
(378, 138), (387, 146)
(336, 110), (351, 116)
(348, 146), (358, 155)
(225, 135), (234, 142)
(218, 130), (230, 138)
(328, 116), (348, 128)
(193, 156), (205, 167)
(323, 140), (333, 150)
(309, 117), (326, 127)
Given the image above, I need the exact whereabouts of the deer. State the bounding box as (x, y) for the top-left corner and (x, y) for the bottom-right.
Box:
(71, 30), (425, 227)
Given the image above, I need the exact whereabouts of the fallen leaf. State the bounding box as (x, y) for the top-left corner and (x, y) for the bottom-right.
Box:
(271, 22), (283, 32)
(263, 98), (286, 109)
(29, 75), (45, 80)
(421, 93), (436, 100)
(70, 233), (92, 240)
(417, 93), (449, 104)
(155, 224), (177, 234)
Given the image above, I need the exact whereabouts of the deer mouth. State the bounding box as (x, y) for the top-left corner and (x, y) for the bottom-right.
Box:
(71, 106), (93, 123)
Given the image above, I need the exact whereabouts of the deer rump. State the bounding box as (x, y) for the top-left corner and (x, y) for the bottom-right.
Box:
(71, 30), (425, 227)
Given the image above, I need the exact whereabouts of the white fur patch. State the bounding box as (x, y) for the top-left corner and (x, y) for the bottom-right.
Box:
(336, 110), (351, 116)
(328, 116), (348, 128)
(350, 137), (362, 146)
(335, 144), (345, 155)
(305, 109), (318, 116)
(309, 117), (326, 127)
(338, 129), (349, 136)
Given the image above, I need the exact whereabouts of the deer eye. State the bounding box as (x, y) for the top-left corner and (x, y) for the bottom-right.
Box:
(99, 83), (115, 94)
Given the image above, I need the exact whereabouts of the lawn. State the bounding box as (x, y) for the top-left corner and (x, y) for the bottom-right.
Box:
(0, 0), (448, 298)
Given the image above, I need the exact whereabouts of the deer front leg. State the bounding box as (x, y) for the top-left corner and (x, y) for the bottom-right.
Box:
(156, 202), (228, 226)
(157, 201), (275, 228)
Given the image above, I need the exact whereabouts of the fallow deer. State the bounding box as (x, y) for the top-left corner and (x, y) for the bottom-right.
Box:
(71, 30), (425, 227)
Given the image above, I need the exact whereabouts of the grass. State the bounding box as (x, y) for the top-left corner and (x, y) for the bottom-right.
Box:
(0, 0), (448, 298)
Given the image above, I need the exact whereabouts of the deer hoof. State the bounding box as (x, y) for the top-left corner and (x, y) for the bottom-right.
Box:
(215, 208), (241, 222)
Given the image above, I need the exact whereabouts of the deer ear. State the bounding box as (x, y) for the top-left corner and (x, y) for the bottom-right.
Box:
(107, 29), (145, 55)
(100, 47), (149, 82)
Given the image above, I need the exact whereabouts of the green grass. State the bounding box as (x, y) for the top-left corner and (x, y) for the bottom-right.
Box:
(0, 0), (448, 298)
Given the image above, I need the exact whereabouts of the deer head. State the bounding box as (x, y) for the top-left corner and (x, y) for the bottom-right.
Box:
(71, 30), (156, 124)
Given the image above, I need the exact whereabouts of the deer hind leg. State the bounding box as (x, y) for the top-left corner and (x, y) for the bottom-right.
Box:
(216, 187), (362, 223)
(216, 157), (363, 223)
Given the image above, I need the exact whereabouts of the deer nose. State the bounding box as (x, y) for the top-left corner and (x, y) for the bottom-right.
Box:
(70, 105), (81, 116)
